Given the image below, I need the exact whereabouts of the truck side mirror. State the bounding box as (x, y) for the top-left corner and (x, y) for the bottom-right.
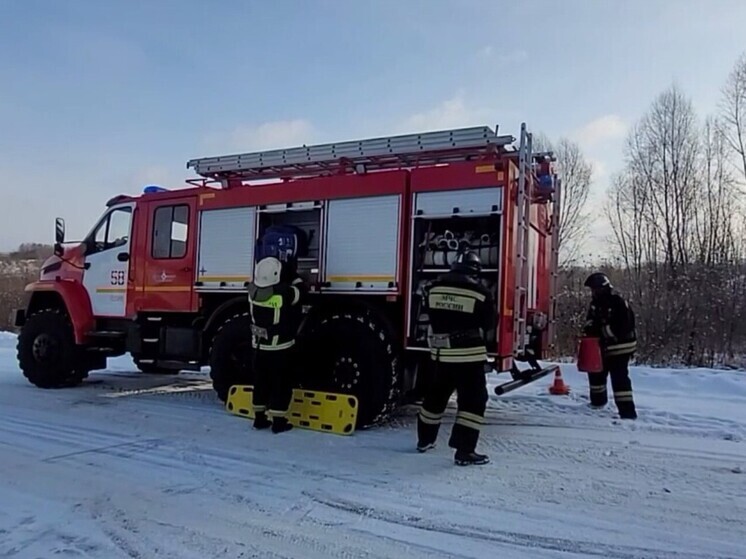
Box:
(54, 218), (65, 256)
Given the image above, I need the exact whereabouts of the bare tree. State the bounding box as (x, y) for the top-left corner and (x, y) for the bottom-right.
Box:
(621, 85), (700, 275)
(605, 81), (746, 366)
(533, 134), (592, 266)
(695, 118), (737, 264)
(720, 52), (746, 184)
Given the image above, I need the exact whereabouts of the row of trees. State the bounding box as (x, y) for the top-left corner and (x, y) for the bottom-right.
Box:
(551, 53), (746, 367)
(0, 244), (53, 331)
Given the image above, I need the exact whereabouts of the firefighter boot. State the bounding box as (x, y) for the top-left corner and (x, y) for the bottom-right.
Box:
(271, 416), (293, 434)
(616, 400), (637, 420)
(588, 372), (609, 408)
(253, 411), (271, 430)
(417, 441), (436, 453)
(454, 450), (490, 466)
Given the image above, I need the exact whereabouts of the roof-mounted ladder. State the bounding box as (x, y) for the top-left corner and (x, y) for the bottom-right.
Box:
(186, 125), (516, 184)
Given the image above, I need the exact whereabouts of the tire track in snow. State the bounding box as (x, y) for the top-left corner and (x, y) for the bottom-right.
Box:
(87, 492), (458, 559)
(304, 492), (742, 559)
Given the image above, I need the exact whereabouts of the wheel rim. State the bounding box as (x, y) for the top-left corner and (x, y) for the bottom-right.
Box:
(32, 334), (60, 364)
(332, 355), (362, 392)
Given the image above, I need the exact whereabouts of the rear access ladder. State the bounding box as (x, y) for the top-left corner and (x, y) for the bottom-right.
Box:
(187, 126), (516, 183)
(494, 124), (561, 395)
(546, 177), (562, 354)
(512, 123), (533, 360)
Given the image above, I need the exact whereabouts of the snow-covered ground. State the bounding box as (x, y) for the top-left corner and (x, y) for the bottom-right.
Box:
(0, 330), (744, 559)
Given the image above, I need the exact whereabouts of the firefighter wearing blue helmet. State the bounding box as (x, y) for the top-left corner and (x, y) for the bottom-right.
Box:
(248, 255), (307, 433)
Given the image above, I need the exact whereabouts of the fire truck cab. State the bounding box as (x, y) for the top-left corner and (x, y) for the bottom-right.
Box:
(15, 123), (561, 427)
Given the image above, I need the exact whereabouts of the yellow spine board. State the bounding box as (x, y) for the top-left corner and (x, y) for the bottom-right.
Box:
(226, 385), (358, 436)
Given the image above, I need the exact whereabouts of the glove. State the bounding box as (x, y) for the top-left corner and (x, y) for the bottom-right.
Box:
(483, 362), (494, 375)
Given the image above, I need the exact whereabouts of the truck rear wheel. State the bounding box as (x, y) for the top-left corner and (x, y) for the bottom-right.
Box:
(17, 309), (86, 388)
(209, 312), (255, 402)
(300, 309), (400, 427)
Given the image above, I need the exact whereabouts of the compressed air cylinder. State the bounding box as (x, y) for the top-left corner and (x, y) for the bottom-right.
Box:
(489, 246), (498, 267)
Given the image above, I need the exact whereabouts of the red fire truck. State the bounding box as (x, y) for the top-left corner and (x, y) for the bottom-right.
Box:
(15, 123), (561, 427)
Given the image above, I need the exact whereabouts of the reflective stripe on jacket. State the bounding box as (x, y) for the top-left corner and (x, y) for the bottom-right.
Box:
(248, 275), (306, 351)
(583, 290), (637, 357)
(425, 272), (495, 364)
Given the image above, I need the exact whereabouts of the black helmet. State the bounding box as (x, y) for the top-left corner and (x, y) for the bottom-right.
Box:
(451, 250), (482, 276)
(584, 272), (612, 290)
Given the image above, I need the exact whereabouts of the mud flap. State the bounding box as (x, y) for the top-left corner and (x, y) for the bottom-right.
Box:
(225, 385), (359, 436)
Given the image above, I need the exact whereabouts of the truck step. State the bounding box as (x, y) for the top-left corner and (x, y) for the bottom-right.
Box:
(154, 359), (201, 372)
(87, 330), (126, 339)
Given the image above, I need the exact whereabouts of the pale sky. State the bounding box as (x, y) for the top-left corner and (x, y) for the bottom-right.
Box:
(1, 0), (745, 252)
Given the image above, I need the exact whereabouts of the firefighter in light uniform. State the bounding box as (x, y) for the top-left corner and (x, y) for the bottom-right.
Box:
(583, 272), (638, 420)
(248, 256), (307, 433)
(416, 251), (496, 466)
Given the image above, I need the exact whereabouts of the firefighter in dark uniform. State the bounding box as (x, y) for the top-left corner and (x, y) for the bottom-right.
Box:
(583, 272), (638, 420)
(416, 251), (496, 466)
(248, 256), (307, 433)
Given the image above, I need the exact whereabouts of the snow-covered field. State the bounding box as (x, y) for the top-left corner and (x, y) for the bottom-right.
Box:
(0, 330), (744, 559)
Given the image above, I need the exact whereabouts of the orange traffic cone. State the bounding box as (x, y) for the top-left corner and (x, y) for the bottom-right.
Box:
(548, 367), (570, 395)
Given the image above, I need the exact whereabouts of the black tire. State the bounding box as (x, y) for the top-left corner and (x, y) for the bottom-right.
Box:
(133, 358), (179, 375)
(17, 309), (86, 388)
(300, 309), (401, 427)
(209, 312), (255, 402)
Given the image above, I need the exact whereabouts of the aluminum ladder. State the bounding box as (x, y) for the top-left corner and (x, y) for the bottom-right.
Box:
(546, 177), (562, 355)
(186, 126), (516, 183)
(512, 123), (533, 358)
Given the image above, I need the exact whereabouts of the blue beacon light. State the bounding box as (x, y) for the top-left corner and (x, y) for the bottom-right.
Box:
(143, 184), (168, 194)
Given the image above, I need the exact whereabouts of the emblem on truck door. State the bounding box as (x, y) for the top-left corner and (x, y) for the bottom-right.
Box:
(152, 270), (176, 283)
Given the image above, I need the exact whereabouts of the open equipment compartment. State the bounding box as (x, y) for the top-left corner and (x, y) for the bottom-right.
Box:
(256, 201), (323, 285)
(407, 186), (503, 354)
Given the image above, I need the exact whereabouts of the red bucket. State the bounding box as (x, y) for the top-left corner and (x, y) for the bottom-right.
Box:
(577, 337), (603, 373)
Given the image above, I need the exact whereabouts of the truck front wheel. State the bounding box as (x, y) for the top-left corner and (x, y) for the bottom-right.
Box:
(209, 312), (255, 402)
(300, 309), (401, 428)
(17, 309), (86, 388)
